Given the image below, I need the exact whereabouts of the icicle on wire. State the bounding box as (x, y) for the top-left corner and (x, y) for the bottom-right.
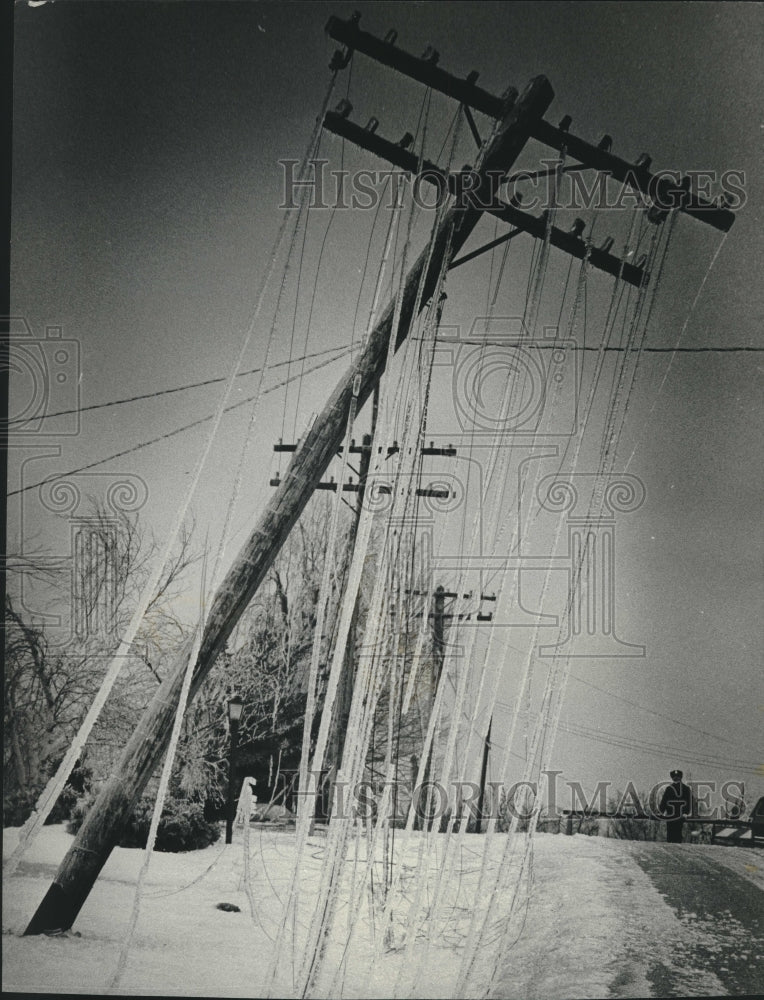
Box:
(383, 177), (578, 984)
(296, 88), (524, 992)
(263, 165), (414, 995)
(596, 208), (675, 473)
(623, 228), (730, 473)
(598, 210), (677, 476)
(296, 312), (439, 995)
(297, 200), (457, 998)
(454, 286), (639, 995)
(462, 209), (672, 992)
(109, 547), (211, 989)
(3, 71), (341, 881)
(451, 258), (607, 994)
(107, 71), (341, 985)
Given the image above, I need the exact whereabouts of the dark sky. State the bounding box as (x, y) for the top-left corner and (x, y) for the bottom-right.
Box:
(9, 1), (764, 801)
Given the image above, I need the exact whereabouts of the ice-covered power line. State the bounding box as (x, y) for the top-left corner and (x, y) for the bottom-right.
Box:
(558, 721), (761, 775)
(7, 349), (352, 498)
(6, 345), (349, 426)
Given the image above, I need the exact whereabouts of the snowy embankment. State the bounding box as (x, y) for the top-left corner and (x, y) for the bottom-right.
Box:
(3, 824), (762, 997)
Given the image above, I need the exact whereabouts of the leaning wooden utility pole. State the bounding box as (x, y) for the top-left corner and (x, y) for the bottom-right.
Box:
(25, 70), (555, 934)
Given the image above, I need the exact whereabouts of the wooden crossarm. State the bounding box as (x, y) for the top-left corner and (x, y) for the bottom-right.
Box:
(323, 112), (648, 287)
(325, 12), (736, 234)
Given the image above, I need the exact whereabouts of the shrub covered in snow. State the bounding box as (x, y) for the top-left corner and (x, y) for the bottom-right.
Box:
(4, 760), (91, 827)
(68, 794), (220, 852)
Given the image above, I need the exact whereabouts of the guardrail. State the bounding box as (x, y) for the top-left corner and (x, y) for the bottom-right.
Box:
(559, 810), (762, 847)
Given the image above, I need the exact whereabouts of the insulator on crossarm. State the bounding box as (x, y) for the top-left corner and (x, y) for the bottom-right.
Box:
(599, 236), (614, 254)
(329, 39), (355, 71)
(558, 114), (572, 132)
(365, 117), (379, 133)
(334, 98), (353, 118)
(466, 70), (480, 86)
(598, 134), (613, 152)
(421, 45), (440, 64)
(384, 29), (398, 45)
(398, 131), (414, 149)
(635, 153), (652, 171)
(569, 218), (586, 238)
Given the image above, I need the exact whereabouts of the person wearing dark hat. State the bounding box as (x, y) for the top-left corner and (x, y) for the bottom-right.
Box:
(659, 769), (693, 843)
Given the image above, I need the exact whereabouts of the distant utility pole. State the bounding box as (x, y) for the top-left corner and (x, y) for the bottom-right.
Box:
(411, 583), (495, 830)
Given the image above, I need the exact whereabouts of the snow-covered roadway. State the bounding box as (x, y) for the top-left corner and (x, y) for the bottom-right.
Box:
(3, 825), (762, 997)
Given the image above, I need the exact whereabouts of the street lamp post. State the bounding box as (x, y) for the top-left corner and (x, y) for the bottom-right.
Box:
(225, 696), (244, 844)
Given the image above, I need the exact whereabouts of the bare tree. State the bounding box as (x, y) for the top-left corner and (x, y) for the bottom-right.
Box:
(167, 494), (355, 811)
(3, 500), (199, 822)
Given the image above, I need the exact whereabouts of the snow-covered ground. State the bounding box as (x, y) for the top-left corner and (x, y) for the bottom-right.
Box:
(3, 824), (763, 997)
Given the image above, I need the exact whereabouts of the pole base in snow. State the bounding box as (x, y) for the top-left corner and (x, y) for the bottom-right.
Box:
(25, 883), (77, 936)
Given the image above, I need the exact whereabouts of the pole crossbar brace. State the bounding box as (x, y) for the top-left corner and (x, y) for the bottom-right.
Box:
(325, 12), (735, 234)
(269, 475), (450, 499)
(450, 227), (523, 270)
(463, 105), (483, 149)
(323, 112), (647, 286)
(406, 588), (497, 601)
(406, 612), (494, 621)
(274, 441), (457, 456)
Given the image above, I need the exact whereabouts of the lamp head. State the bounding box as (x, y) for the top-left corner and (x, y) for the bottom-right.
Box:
(227, 695), (244, 724)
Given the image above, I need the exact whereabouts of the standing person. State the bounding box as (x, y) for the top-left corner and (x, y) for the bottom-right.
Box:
(659, 769), (693, 843)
